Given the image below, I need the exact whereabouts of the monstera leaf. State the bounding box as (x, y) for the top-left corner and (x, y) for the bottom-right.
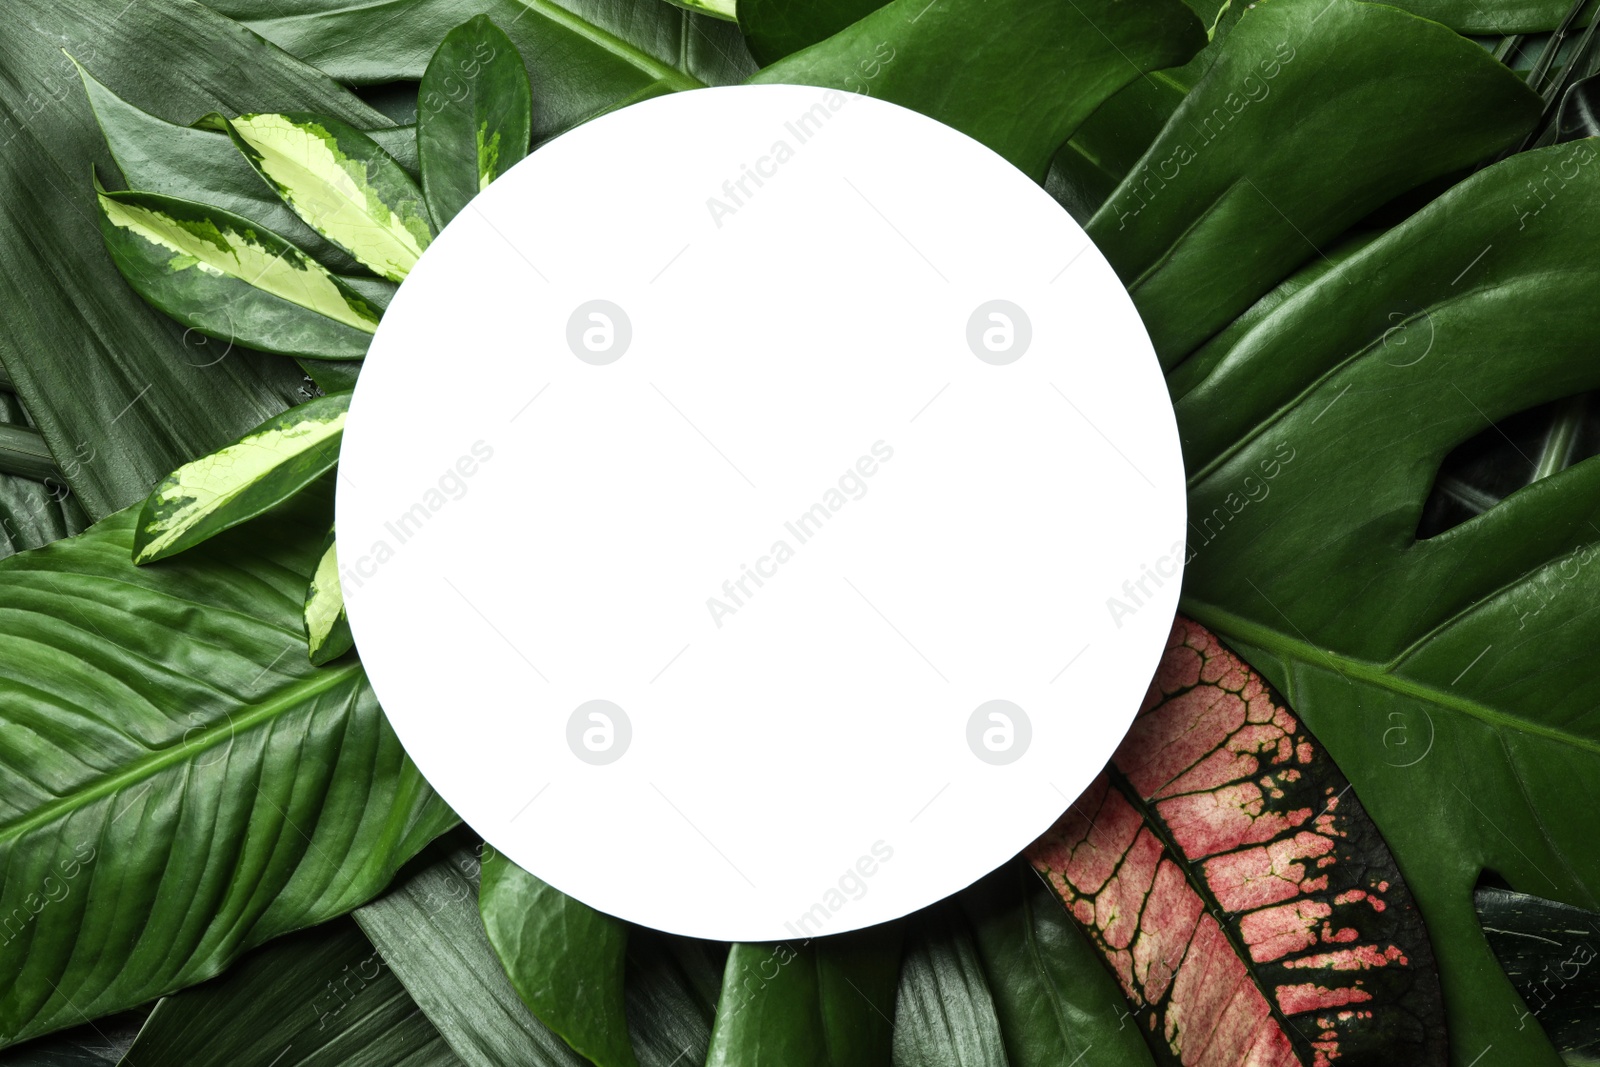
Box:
(1170, 135), (1600, 1065)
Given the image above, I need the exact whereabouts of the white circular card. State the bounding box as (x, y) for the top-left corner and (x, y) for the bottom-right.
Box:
(338, 84), (1185, 941)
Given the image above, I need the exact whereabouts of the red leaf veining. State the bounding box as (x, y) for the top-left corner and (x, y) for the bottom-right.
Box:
(1026, 617), (1444, 1066)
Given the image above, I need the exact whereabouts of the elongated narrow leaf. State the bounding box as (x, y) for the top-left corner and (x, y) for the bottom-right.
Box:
(1475, 887), (1600, 1062)
(95, 187), (380, 362)
(892, 904), (1007, 1067)
(479, 850), (637, 1067)
(623, 932), (723, 1067)
(419, 16), (532, 228)
(1168, 137), (1600, 1064)
(200, 0), (754, 141)
(224, 113), (433, 282)
(0, 0), (395, 519)
(1030, 619), (1443, 1066)
(354, 841), (591, 1067)
(737, 0), (886, 64)
(305, 525), (353, 665)
(706, 928), (900, 1067)
(1089, 0), (1539, 363)
(132, 391), (349, 564)
(0, 491), (455, 1048)
(749, 0), (1205, 180)
(961, 864), (1156, 1067)
(75, 58), (366, 276)
(119, 919), (461, 1067)
(0, 395), (86, 564)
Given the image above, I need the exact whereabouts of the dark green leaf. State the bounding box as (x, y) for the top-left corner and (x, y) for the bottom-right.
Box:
(0, 0), (394, 519)
(94, 187), (379, 363)
(1090, 0), (1540, 363)
(479, 849), (637, 1067)
(353, 841), (591, 1067)
(0, 490), (455, 1048)
(1174, 137), (1600, 1065)
(749, 0), (1206, 180)
(132, 391), (349, 564)
(961, 864), (1156, 1067)
(197, 0), (755, 141)
(623, 932), (723, 1067)
(738, 0), (886, 65)
(119, 919), (462, 1067)
(891, 904), (1006, 1067)
(706, 927), (900, 1067)
(221, 113), (433, 283)
(1476, 886), (1600, 1063)
(419, 16), (533, 228)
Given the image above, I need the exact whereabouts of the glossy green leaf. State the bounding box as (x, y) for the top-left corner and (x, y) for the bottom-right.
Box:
(479, 850), (636, 1067)
(1172, 137), (1600, 1066)
(223, 113), (433, 283)
(75, 57), (368, 276)
(1090, 0), (1540, 363)
(199, 0), (755, 141)
(0, 425), (62, 485)
(751, 0), (1205, 180)
(962, 864), (1156, 1067)
(0, 0), (394, 519)
(666, 0), (737, 21)
(119, 919), (462, 1067)
(131, 391), (349, 565)
(354, 841), (593, 1067)
(0, 491), (455, 1048)
(419, 16), (532, 229)
(737, 0), (886, 65)
(305, 525), (353, 665)
(1392, 0), (1579, 34)
(706, 928), (900, 1067)
(95, 187), (380, 363)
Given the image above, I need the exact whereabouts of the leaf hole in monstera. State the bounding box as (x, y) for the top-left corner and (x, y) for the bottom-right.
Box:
(1417, 389), (1600, 538)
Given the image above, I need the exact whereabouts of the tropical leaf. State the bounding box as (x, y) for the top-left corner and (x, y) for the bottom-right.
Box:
(1167, 135), (1600, 1065)
(891, 903), (1007, 1067)
(623, 932), (723, 1067)
(705, 928), (901, 1067)
(352, 840), (593, 1067)
(1029, 618), (1443, 1066)
(1475, 887), (1600, 1063)
(479, 849), (638, 1067)
(666, 0), (737, 20)
(961, 864), (1157, 1067)
(118, 919), (462, 1067)
(196, 0), (755, 140)
(75, 58), (371, 277)
(748, 0), (1206, 180)
(305, 525), (353, 665)
(94, 187), (380, 363)
(0, 490), (455, 1048)
(221, 113), (434, 283)
(0, 0), (394, 520)
(418, 16), (533, 229)
(131, 391), (349, 564)
(1089, 0), (1540, 362)
(737, 0), (886, 65)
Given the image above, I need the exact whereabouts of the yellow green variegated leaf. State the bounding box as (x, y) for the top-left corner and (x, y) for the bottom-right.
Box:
(665, 0), (738, 21)
(306, 525), (355, 665)
(133, 391), (351, 565)
(418, 16), (532, 228)
(95, 185), (380, 361)
(225, 112), (434, 282)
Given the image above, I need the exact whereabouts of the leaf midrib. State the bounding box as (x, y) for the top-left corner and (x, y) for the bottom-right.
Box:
(0, 659), (365, 843)
(1183, 598), (1600, 757)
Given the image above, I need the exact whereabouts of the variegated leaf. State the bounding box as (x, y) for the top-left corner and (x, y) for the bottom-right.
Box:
(223, 112), (434, 282)
(133, 391), (350, 565)
(418, 15), (532, 229)
(1028, 617), (1444, 1067)
(305, 524), (354, 665)
(95, 185), (380, 361)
